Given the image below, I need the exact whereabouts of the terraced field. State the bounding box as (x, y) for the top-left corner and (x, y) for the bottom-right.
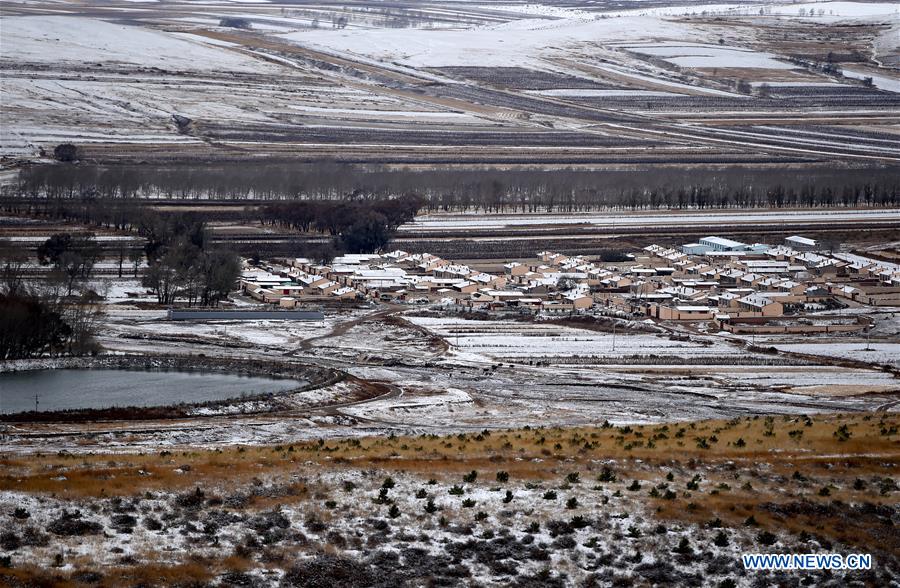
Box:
(2, 0), (898, 167)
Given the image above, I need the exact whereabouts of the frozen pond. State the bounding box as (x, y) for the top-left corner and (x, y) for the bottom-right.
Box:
(0, 369), (303, 414)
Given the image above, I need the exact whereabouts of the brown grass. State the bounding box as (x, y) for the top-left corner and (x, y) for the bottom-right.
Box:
(0, 561), (215, 588)
(2, 412), (896, 499)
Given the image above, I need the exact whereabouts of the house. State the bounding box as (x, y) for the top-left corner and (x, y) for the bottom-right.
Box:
(563, 292), (593, 309)
(469, 272), (507, 289)
(740, 260), (791, 274)
(785, 236), (819, 251)
(316, 280), (340, 295)
(698, 236), (747, 252)
(504, 262), (529, 277)
(511, 297), (543, 310)
(434, 264), (473, 279)
(651, 304), (715, 321)
(736, 294), (783, 317)
(453, 281), (479, 294)
(538, 252), (568, 265)
(331, 286), (358, 300)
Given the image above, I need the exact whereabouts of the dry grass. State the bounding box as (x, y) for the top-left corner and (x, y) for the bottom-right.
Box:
(0, 561), (215, 588)
(2, 412), (895, 498)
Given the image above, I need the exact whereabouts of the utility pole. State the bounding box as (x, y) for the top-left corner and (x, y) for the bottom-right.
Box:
(34, 393), (39, 413)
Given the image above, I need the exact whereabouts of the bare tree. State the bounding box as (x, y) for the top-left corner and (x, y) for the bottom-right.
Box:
(0, 238), (28, 296)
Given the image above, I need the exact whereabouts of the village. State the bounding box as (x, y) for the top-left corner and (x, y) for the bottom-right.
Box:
(239, 234), (900, 335)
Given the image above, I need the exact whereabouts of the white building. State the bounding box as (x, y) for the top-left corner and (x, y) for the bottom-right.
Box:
(699, 236), (748, 252)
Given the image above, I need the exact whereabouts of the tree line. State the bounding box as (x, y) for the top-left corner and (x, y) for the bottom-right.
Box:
(0, 193), (425, 261)
(260, 195), (424, 256)
(7, 163), (899, 212)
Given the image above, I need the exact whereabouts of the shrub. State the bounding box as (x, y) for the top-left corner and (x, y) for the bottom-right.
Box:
(463, 471), (478, 484)
(462, 499), (476, 508)
(449, 485), (465, 496)
(566, 472), (580, 484)
(382, 477), (396, 489)
(53, 143), (78, 162)
(597, 467), (617, 483)
(627, 481), (641, 491)
(0, 532), (20, 551)
(713, 531), (729, 547)
(571, 515), (590, 529)
(757, 531), (778, 546)
(833, 424), (852, 442)
(496, 471), (509, 483)
(502, 490), (513, 504)
(424, 499), (438, 514)
(281, 554), (378, 587)
(110, 514), (137, 534)
(48, 511), (103, 536)
(542, 490), (557, 500)
(144, 516), (163, 531)
(175, 487), (206, 509)
(374, 488), (391, 505)
(553, 535), (577, 549)
(388, 505), (401, 519)
(673, 537), (693, 555)
(219, 17), (251, 29)
(566, 497), (579, 510)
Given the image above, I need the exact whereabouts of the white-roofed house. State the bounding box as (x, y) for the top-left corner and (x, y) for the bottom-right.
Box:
(737, 294), (783, 317)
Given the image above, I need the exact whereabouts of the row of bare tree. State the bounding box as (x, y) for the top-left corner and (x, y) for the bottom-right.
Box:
(7, 163), (898, 212)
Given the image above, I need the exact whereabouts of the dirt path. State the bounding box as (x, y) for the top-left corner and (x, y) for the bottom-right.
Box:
(294, 304), (406, 353)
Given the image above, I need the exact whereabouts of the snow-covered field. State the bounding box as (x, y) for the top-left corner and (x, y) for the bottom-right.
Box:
(0, 11), (487, 157)
(402, 208), (900, 231)
(2, 0), (897, 162)
(774, 341), (900, 368)
(620, 43), (794, 69)
(2, 16), (279, 72)
(100, 306), (348, 352)
(407, 317), (746, 363)
(288, 15), (697, 68)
